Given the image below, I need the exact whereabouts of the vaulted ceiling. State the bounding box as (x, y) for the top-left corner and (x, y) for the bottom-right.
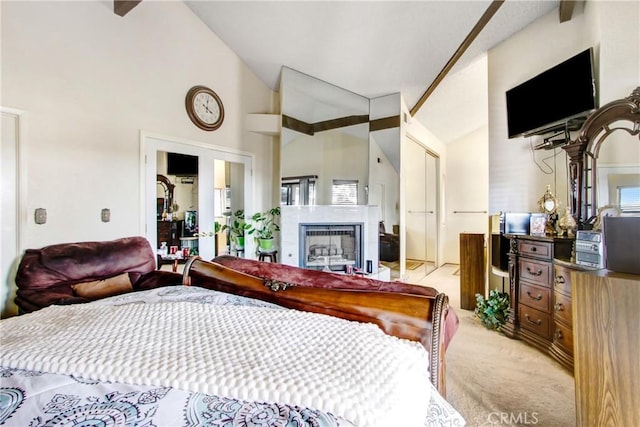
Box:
(117, 1), (571, 142)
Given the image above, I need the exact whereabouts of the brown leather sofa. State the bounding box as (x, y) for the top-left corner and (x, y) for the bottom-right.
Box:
(212, 255), (459, 348)
(15, 236), (182, 313)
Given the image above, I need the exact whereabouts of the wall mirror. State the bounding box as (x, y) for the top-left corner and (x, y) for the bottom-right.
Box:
(564, 87), (640, 227)
(280, 67), (407, 274)
(280, 67), (371, 205)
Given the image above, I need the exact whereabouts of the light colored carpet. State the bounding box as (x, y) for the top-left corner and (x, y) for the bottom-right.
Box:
(405, 259), (425, 270)
(412, 264), (576, 427)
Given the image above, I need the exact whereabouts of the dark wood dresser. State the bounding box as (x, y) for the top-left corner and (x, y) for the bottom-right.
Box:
(157, 220), (183, 249)
(502, 234), (575, 370)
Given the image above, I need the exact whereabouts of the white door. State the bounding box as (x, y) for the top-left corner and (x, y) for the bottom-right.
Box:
(143, 135), (253, 261)
(405, 137), (439, 278)
(1, 109), (21, 317)
(406, 139), (427, 262)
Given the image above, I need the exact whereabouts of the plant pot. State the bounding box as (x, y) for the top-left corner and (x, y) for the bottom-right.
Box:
(235, 236), (245, 250)
(258, 238), (274, 251)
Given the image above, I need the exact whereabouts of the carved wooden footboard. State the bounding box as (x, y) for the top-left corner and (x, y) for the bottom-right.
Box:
(183, 258), (450, 396)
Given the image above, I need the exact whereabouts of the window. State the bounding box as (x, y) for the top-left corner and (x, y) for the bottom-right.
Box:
(618, 185), (640, 213)
(281, 176), (316, 206)
(331, 180), (358, 205)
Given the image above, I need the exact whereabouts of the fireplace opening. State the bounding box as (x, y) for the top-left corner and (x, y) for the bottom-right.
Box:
(299, 223), (363, 271)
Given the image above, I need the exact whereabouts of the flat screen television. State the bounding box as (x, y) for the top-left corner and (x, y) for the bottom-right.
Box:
(167, 153), (198, 176)
(506, 48), (597, 138)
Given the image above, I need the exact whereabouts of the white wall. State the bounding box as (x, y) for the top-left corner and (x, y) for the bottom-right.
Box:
(444, 126), (489, 264)
(487, 1), (639, 215)
(486, 0), (639, 289)
(1, 1), (276, 250)
(1, 1), (276, 315)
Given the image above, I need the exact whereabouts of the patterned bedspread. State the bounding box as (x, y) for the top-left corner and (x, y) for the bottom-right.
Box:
(0, 286), (465, 426)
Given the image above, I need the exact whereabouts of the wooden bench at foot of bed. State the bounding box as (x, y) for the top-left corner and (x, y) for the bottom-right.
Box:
(182, 257), (451, 396)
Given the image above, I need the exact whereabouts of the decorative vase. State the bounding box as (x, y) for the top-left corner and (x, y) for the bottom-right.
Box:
(558, 207), (577, 237)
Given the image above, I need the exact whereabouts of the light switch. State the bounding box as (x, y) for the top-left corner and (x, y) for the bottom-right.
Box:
(34, 208), (47, 224)
(101, 208), (111, 223)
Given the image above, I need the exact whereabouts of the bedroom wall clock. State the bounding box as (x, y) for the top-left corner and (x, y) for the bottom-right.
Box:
(185, 85), (224, 131)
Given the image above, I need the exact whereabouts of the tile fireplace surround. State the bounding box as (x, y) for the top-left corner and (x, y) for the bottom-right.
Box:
(280, 205), (381, 274)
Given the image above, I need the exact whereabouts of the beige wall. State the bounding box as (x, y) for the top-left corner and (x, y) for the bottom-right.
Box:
(1, 1), (277, 315)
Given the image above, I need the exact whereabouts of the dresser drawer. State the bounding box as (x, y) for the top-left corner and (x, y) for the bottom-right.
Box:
(554, 291), (572, 326)
(519, 283), (552, 313)
(553, 321), (574, 356)
(553, 265), (572, 296)
(519, 258), (552, 287)
(519, 305), (552, 339)
(518, 240), (552, 260)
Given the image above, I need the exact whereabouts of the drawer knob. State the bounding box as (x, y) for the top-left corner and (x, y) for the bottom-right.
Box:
(524, 314), (542, 326)
(526, 267), (543, 276)
(527, 291), (543, 301)
(555, 330), (564, 340)
(531, 247), (537, 252)
(554, 303), (564, 312)
(555, 275), (565, 285)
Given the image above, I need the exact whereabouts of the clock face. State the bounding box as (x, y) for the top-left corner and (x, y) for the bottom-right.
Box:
(185, 86), (224, 131)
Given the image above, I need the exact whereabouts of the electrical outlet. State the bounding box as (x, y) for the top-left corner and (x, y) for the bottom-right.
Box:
(101, 208), (111, 223)
(34, 208), (47, 224)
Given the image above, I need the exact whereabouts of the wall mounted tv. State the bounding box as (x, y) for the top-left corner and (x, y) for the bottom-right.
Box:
(506, 48), (597, 139)
(167, 153), (198, 176)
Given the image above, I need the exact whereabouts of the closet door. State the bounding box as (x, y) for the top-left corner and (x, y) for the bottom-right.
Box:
(405, 139), (427, 265)
(405, 137), (439, 278)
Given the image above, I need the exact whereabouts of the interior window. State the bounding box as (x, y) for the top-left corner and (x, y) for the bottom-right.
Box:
(618, 186), (640, 213)
(332, 180), (358, 205)
(282, 176), (316, 206)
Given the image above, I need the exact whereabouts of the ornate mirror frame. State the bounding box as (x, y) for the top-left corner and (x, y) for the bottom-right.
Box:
(156, 174), (175, 216)
(563, 87), (640, 228)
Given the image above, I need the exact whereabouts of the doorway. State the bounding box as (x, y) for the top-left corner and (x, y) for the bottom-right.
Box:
(405, 136), (439, 280)
(1, 108), (23, 317)
(142, 134), (253, 262)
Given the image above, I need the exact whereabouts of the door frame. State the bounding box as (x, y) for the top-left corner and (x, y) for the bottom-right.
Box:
(1, 107), (27, 317)
(140, 131), (254, 260)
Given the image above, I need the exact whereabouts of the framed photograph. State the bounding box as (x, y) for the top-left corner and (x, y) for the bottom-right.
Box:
(530, 213), (546, 235)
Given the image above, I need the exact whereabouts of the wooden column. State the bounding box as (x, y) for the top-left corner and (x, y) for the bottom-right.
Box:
(459, 233), (485, 310)
(572, 270), (640, 426)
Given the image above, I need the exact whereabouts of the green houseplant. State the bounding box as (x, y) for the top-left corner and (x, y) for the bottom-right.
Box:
(247, 206), (281, 251)
(223, 209), (249, 250)
(475, 289), (510, 332)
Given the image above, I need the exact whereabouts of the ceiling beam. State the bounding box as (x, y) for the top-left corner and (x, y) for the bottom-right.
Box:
(559, 1), (577, 23)
(114, 0), (142, 17)
(410, 0), (505, 117)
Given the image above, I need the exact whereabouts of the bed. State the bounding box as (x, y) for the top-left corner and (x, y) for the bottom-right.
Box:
(1, 258), (465, 426)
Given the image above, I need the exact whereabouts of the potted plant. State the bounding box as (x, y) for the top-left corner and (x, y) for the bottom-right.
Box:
(475, 289), (510, 332)
(247, 206), (281, 251)
(223, 209), (249, 250)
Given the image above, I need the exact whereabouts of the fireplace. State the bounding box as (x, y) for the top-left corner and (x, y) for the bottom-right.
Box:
(300, 223), (363, 271)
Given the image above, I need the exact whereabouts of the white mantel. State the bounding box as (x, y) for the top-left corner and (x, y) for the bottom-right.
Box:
(280, 205), (381, 274)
